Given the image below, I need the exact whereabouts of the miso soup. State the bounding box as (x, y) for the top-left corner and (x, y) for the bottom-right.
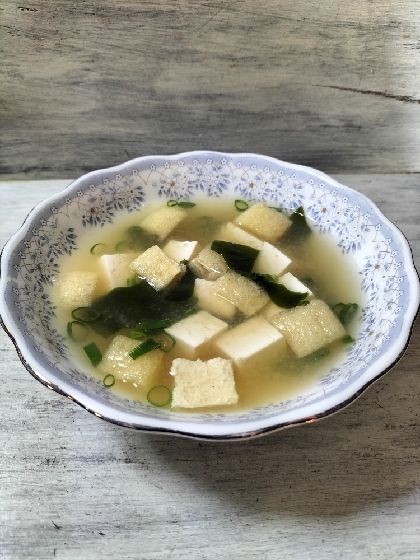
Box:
(51, 199), (362, 413)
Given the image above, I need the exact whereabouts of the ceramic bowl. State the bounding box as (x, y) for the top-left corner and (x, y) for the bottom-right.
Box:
(1, 152), (418, 439)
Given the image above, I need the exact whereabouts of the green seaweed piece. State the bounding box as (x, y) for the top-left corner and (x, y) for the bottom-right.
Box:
(89, 281), (196, 337)
(211, 240), (259, 274)
(282, 206), (312, 245)
(164, 265), (196, 301)
(250, 273), (308, 308)
(332, 302), (359, 325)
(125, 226), (158, 251)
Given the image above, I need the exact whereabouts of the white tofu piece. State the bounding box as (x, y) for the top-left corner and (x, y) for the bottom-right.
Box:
(278, 272), (313, 299)
(271, 299), (346, 358)
(216, 222), (263, 250)
(98, 335), (164, 387)
(234, 202), (292, 242)
(162, 240), (202, 262)
(140, 206), (187, 241)
(129, 245), (185, 290)
(171, 357), (238, 408)
(193, 279), (236, 320)
(166, 310), (228, 359)
(189, 248), (228, 281)
(58, 271), (98, 309)
(214, 316), (286, 375)
(259, 301), (286, 321)
(211, 271), (269, 316)
(253, 242), (291, 276)
(98, 253), (137, 291)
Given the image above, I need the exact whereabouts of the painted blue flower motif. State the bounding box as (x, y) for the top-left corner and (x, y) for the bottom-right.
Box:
(234, 174), (273, 201)
(275, 176), (304, 210)
(190, 162), (230, 196)
(81, 193), (115, 227)
(113, 184), (145, 211)
(155, 170), (194, 199)
(307, 199), (340, 233)
(47, 227), (77, 258)
(43, 327), (68, 358)
(338, 223), (365, 253)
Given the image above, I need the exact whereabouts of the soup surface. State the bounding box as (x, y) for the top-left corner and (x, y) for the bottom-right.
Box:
(51, 199), (362, 413)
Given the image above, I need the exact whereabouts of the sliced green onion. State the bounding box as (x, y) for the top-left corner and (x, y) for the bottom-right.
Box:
(83, 342), (103, 367)
(152, 331), (176, 353)
(342, 334), (355, 344)
(211, 240), (259, 274)
(90, 243), (107, 255)
(147, 385), (172, 407)
(298, 300), (310, 306)
(178, 201), (196, 209)
(167, 200), (178, 207)
(103, 374), (115, 387)
(332, 302), (359, 325)
(129, 338), (162, 360)
(129, 331), (147, 340)
(235, 199), (249, 212)
(71, 307), (101, 322)
(179, 259), (189, 265)
(135, 319), (173, 332)
(268, 206), (283, 213)
(67, 320), (89, 342)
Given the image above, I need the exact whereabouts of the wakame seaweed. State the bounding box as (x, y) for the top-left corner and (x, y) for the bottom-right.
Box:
(211, 240), (259, 274)
(89, 281), (196, 337)
(282, 206), (312, 245)
(164, 264), (196, 301)
(250, 273), (309, 308)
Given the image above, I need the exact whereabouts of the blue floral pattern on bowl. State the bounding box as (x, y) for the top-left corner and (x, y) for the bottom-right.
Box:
(0, 152), (418, 439)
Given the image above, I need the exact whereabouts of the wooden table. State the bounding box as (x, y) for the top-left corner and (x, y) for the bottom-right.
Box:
(1, 176), (419, 559)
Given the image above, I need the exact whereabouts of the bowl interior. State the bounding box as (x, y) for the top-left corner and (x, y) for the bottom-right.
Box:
(1, 152), (418, 437)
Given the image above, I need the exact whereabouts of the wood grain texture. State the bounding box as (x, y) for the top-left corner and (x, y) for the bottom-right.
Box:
(1, 1), (420, 178)
(0, 176), (419, 559)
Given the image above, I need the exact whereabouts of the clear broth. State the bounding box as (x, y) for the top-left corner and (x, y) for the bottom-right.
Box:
(51, 199), (363, 413)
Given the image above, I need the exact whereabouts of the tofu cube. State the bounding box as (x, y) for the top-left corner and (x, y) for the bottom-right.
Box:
(194, 279), (236, 320)
(162, 240), (202, 262)
(166, 310), (229, 359)
(270, 299), (346, 358)
(140, 206), (187, 241)
(98, 253), (137, 291)
(253, 242), (291, 276)
(211, 271), (269, 316)
(171, 357), (238, 408)
(278, 272), (313, 299)
(216, 222), (263, 250)
(189, 248), (228, 281)
(234, 202), (291, 242)
(214, 316), (286, 375)
(129, 245), (185, 290)
(98, 335), (164, 387)
(58, 271), (98, 309)
(260, 301), (286, 321)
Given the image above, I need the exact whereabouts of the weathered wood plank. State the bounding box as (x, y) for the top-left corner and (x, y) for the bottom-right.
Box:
(1, 1), (420, 178)
(0, 176), (419, 559)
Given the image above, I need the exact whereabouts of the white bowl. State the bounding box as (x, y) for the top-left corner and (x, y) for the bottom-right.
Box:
(1, 152), (418, 439)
